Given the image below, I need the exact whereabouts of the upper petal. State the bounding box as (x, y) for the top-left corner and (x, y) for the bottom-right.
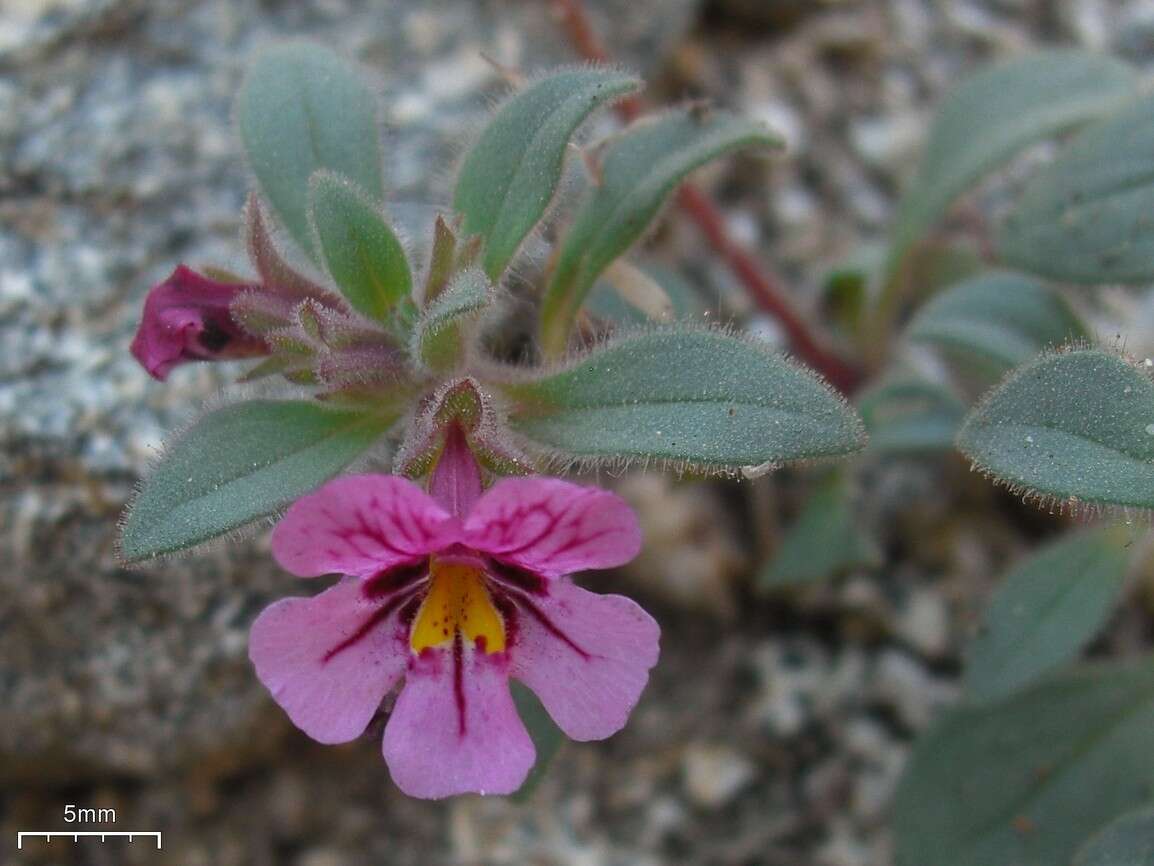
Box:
(383, 644), (534, 799)
(464, 478), (642, 577)
(509, 578), (660, 741)
(249, 576), (415, 744)
(272, 475), (455, 578)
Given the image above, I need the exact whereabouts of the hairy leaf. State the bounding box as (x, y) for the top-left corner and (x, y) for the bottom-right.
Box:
(889, 50), (1136, 272)
(1074, 807), (1154, 866)
(963, 527), (1130, 704)
(500, 328), (866, 471)
(540, 109), (782, 354)
(760, 473), (880, 587)
(894, 658), (1154, 866)
(957, 349), (1154, 509)
(454, 67), (640, 280)
(999, 92), (1154, 284)
(309, 171), (413, 325)
(907, 271), (1087, 376)
(120, 401), (394, 561)
(237, 42), (384, 259)
(414, 268), (492, 371)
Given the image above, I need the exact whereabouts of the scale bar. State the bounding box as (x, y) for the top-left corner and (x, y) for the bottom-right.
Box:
(18, 831), (162, 849)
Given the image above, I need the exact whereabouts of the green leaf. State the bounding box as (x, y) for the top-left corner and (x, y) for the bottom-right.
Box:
(500, 328), (866, 471)
(858, 375), (966, 454)
(957, 349), (1154, 509)
(894, 658), (1154, 866)
(963, 527), (1130, 705)
(999, 91), (1154, 284)
(237, 42), (384, 259)
(454, 67), (641, 281)
(413, 268), (492, 371)
(888, 50), (1137, 273)
(1074, 806), (1154, 866)
(510, 682), (564, 801)
(540, 109), (782, 355)
(119, 401), (394, 562)
(309, 171), (413, 326)
(907, 271), (1087, 377)
(585, 263), (707, 327)
(759, 473), (880, 588)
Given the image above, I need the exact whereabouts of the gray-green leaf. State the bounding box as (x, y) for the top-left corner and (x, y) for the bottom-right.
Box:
(957, 349), (1154, 509)
(500, 328), (866, 471)
(309, 171), (413, 326)
(759, 473), (880, 588)
(1074, 807), (1154, 866)
(894, 658), (1154, 866)
(120, 401), (394, 562)
(454, 67), (641, 281)
(540, 109), (782, 354)
(859, 375), (966, 454)
(888, 50), (1136, 274)
(237, 42), (384, 259)
(999, 91), (1154, 284)
(963, 527), (1131, 705)
(413, 267), (492, 371)
(906, 271), (1087, 377)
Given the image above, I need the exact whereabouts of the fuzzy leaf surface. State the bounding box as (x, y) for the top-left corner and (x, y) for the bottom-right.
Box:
(957, 349), (1154, 509)
(889, 50), (1136, 272)
(1074, 807), (1154, 866)
(963, 527), (1130, 704)
(414, 268), (492, 370)
(999, 92), (1154, 284)
(894, 658), (1154, 866)
(310, 172), (413, 325)
(454, 67), (640, 280)
(907, 271), (1087, 376)
(237, 43), (384, 259)
(760, 474), (880, 587)
(120, 401), (393, 561)
(502, 329), (866, 470)
(540, 110), (781, 353)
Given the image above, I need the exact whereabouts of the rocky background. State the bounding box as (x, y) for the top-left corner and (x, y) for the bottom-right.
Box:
(3, 0), (1153, 864)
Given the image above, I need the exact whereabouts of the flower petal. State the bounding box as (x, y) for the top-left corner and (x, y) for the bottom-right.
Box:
(509, 578), (659, 741)
(130, 265), (267, 380)
(383, 643), (534, 798)
(464, 478), (642, 577)
(249, 576), (414, 744)
(272, 475), (455, 578)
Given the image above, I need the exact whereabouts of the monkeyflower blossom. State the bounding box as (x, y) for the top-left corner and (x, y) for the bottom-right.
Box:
(130, 265), (269, 380)
(249, 428), (660, 798)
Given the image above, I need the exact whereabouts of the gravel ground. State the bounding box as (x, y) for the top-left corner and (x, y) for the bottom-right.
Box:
(3, 0), (1152, 864)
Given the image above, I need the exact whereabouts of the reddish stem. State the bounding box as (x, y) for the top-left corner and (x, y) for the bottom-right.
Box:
(550, 0), (862, 394)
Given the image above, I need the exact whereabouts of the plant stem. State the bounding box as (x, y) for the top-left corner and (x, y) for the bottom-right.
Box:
(551, 0), (863, 394)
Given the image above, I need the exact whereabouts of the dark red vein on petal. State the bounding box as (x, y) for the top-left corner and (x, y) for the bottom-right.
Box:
(453, 634), (467, 738)
(323, 584), (423, 663)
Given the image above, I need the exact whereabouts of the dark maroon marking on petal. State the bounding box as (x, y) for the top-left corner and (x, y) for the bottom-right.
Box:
(323, 585), (423, 664)
(482, 502), (564, 554)
(499, 587), (591, 661)
(197, 320), (233, 352)
(362, 560), (429, 600)
(453, 634), (467, 738)
(398, 593), (424, 627)
(485, 558), (546, 595)
(492, 593), (520, 647)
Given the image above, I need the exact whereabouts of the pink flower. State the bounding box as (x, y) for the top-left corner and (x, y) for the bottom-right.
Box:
(130, 265), (268, 380)
(249, 428), (659, 798)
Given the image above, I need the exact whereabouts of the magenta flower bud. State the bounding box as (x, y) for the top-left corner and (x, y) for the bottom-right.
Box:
(130, 265), (269, 380)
